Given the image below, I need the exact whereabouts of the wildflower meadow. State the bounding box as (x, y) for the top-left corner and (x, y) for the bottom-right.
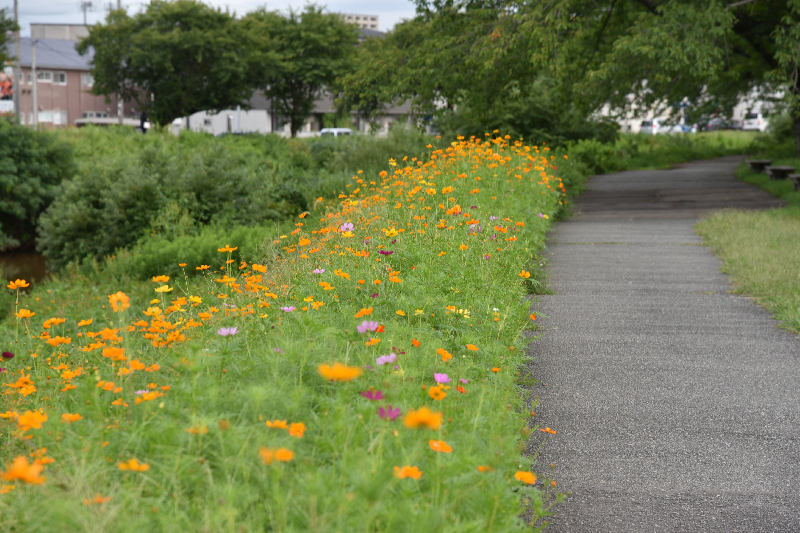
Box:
(1, 135), (567, 532)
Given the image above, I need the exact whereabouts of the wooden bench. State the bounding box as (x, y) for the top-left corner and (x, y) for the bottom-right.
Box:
(766, 166), (796, 180)
(746, 159), (772, 172)
(789, 174), (800, 191)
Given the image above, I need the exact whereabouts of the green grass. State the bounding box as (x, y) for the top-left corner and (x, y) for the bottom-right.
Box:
(695, 206), (800, 334)
(0, 137), (566, 532)
(695, 156), (800, 335)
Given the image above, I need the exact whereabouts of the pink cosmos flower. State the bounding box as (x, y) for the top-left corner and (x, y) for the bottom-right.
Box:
(360, 390), (384, 401)
(280, 306), (296, 312)
(217, 327), (238, 336)
(376, 353), (396, 366)
(379, 405), (401, 421)
(434, 373), (450, 384)
(357, 320), (379, 333)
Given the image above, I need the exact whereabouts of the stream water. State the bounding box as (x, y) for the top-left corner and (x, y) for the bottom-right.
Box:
(0, 252), (49, 284)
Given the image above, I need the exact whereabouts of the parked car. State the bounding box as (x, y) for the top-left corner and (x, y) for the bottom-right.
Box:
(320, 128), (353, 137)
(742, 112), (768, 132)
(639, 118), (689, 134)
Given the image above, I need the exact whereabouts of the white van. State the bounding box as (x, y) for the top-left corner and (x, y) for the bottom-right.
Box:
(640, 118), (684, 134)
(742, 112), (768, 132)
(320, 128), (353, 137)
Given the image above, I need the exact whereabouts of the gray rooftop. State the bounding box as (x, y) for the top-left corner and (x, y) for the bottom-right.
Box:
(7, 37), (93, 71)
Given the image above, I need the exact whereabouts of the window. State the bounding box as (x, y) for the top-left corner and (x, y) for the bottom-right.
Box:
(52, 111), (67, 125)
(81, 73), (94, 87)
(37, 71), (52, 83)
(54, 72), (67, 85)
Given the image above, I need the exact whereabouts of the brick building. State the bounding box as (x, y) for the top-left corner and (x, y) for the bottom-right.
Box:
(5, 27), (136, 127)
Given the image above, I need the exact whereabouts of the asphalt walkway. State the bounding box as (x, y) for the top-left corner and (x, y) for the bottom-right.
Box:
(527, 156), (800, 532)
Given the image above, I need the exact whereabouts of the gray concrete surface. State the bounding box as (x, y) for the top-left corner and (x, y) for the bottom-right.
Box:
(527, 157), (800, 532)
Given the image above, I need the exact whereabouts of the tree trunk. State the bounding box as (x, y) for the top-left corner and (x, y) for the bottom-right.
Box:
(291, 119), (298, 138)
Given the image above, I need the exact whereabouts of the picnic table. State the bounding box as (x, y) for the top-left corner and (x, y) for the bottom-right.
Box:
(746, 159), (772, 172)
(765, 166), (796, 180)
(789, 174), (800, 191)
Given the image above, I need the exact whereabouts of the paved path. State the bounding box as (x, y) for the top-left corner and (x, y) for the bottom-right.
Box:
(526, 157), (800, 532)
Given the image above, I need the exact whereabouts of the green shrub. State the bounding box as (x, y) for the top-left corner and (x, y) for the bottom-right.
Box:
(38, 141), (307, 270)
(0, 119), (75, 250)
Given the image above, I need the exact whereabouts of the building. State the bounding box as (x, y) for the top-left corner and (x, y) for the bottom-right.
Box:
(3, 24), (136, 127)
(341, 14), (379, 30)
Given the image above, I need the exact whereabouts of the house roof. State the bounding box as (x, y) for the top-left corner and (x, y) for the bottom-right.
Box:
(8, 38), (94, 71)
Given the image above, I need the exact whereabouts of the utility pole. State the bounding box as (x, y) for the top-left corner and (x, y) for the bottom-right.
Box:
(81, 1), (93, 25)
(116, 0), (124, 125)
(31, 39), (37, 127)
(12, 0), (19, 124)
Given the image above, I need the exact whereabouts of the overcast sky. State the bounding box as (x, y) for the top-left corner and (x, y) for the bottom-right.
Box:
(2, 0), (418, 36)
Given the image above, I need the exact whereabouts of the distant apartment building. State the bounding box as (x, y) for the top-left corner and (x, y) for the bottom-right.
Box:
(342, 14), (379, 30)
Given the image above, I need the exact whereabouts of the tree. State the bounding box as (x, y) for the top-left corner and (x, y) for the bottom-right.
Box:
(342, 0), (800, 152)
(246, 6), (358, 137)
(0, 8), (19, 67)
(77, 0), (277, 125)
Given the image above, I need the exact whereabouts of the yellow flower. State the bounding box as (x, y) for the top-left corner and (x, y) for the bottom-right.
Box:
(396, 310), (406, 316)
(414, 309), (424, 316)
(15, 309), (34, 319)
(154, 285), (173, 293)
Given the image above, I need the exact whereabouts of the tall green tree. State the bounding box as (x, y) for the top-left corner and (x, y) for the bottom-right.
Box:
(342, 0), (800, 152)
(246, 6), (358, 137)
(77, 0), (277, 125)
(0, 8), (19, 67)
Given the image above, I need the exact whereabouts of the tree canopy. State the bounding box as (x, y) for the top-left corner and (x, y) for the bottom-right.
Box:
(245, 6), (358, 137)
(78, 0), (276, 125)
(0, 9), (19, 67)
(341, 0), (800, 150)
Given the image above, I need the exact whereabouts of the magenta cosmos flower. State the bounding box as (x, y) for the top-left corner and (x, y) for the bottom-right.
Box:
(379, 405), (401, 421)
(376, 353), (396, 366)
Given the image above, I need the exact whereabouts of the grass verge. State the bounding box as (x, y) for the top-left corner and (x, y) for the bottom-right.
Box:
(0, 136), (565, 531)
(695, 158), (800, 334)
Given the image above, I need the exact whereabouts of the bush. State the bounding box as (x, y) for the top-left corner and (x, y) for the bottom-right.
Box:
(38, 141), (307, 270)
(0, 119), (75, 250)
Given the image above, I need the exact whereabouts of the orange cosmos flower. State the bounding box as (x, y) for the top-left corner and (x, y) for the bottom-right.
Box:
(318, 363), (362, 382)
(436, 348), (453, 362)
(354, 307), (373, 318)
(477, 465), (494, 472)
(518, 271), (531, 279)
(252, 264), (267, 273)
(82, 494), (112, 506)
(403, 407), (442, 430)
(15, 309), (34, 319)
(77, 319), (93, 327)
(539, 427), (557, 435)
(393, 465), (423, 479)
(514, 471), (537, 484)
(17, 410), (47, 431)
(288, 422), (306, 438)
(151, 275), (169, 283)
(428, 440), (452, 453)
(108, 291), (130, 312)
(411, 338), (421, 347)
(118, 459), (149, 472)
(428, 386), (447, 401)
(259, 447), (294, 464)
(61, 413), (83, 423)
(491, 367), (500, 373)
(298, 238), (311, 246)
(265, 420), (288, 429)
(530, 314), (537, 321)
(217, 245), (238, 253)
(184, 425), (209, 435)
(102, 347), (127, 361)
(0, 456), (45, 484)
(365, 338), (380, 346)
(196, 265), (210, 270)
(466, 344), (478, 351)
(7, 279), (29, 290)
